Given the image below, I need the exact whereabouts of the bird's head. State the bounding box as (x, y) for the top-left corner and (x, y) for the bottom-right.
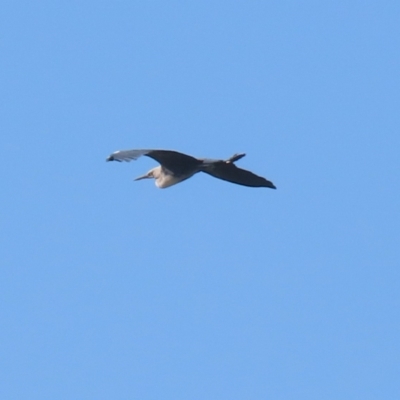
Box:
(134, 166), (160, 181)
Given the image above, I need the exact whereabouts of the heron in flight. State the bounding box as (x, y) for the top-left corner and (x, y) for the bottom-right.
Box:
(106, 149), (276, 189)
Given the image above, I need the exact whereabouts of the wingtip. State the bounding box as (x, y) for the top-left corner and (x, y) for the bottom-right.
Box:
(265, 180), (276, 189)
(106, 154), (121, 162)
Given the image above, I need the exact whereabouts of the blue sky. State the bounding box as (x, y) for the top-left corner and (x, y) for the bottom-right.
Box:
(1, 1), (399, 399)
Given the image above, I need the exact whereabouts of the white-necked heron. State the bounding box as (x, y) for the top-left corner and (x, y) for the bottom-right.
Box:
(106, 149), (276, 189)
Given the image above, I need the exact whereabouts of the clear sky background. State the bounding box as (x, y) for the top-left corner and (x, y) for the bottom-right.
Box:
(1, 1), (399, 399)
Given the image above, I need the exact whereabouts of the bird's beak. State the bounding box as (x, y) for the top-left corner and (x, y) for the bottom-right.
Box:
(134, 173), (150, 181)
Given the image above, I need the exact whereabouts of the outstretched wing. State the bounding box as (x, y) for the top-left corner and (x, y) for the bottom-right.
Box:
(106, 149), (151, 162)
(202, 162), (276, 188)
(106, 149), (201, 176)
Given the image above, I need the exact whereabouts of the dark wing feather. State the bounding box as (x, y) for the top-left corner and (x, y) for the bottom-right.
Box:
(145, 150), (201, 175)
(202, 162), (276, 188)
(106, 149), (201, 176)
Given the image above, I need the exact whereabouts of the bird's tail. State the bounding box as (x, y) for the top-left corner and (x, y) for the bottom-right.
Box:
(226, 153), (246, 163)
(199, 153), (246, 170)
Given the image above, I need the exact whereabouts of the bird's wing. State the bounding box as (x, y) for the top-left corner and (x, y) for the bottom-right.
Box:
(202, 162), (276, 188)
(106, 149), (150, 162)
(106, 149), (201, 176)
(144, 150), (201, 175)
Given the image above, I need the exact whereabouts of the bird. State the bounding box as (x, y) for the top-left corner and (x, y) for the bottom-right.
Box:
(106, 149), (276, 189)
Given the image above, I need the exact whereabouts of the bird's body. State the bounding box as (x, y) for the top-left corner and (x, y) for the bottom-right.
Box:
(106, 149), (276, 189)
(142, 165), (196, 188)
